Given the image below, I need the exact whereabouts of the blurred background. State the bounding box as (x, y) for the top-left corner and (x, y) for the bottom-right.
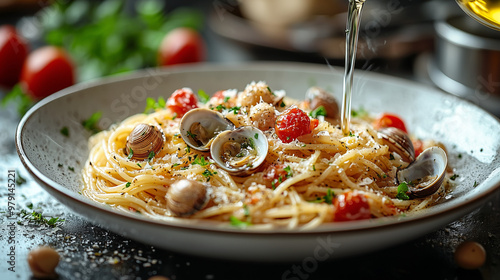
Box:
(2, 0), (500, 117)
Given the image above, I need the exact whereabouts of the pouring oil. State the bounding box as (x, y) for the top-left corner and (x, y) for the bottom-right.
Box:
(341, 0), (366, 135)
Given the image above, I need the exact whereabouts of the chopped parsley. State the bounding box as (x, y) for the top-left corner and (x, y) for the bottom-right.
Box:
(229, 106), (241, 114)
(127, 148), (134, 160)
(351, 107), (368, 118)
(348, 131), (355, 137)
(309, 106), (327, 118)
(172, 113), (177, 120)
(186, 130), (197, 139)
(185, 146), (191, 154)
(144, 97), (166, 114)
(202, 169), (217, 181)
(60, 126), (70, 137)
(68, 166), (75, 172)
(310, 189), (335, 204)
(193, 155), (210, 167)
(197, 89), (210, 104)
(82, 111), (102, 134)
(280, 101), (286, 108)
(450, 174), (460, 180)
(396, 182), (410, 200)
(254, 133), (259, 139)
(20, 207), (65, 227)
(122, 182), (131, 190)
(473, 181), (479, 188)
(267, 86), (274, 95)
(0, 84), (34, 116)
(229, 215), (252, 228)
(312, 165), (316, 171)
(147, 151), (155, 161)
(224, 96), (230, 103)
(284, 166), (293, 178)
(215, 104), (227, 111)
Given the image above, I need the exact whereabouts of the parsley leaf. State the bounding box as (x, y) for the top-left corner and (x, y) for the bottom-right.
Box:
(144, 97), (166, 114)
(198, 89), (210, 104)
(396, 182), (410, 200)
(193, 155), (210, 167)
(60, 126), (70, 137)
(284, 166), (293, 178)
(309, 106), (327, 118)
(127, 148), (134, 160)
(229, 216), (252, 228)
(351, 107), (368, 118)
(82, 111), (102, 134)
(147, 151), (155, 161)
(450, 174), (459, 180)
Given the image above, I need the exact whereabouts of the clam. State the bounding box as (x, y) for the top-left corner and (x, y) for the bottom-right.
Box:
(397, 146), (448, 198)
(166, 179), (210, 217)
(180, 108), (235, 151)
(125, 123), (164, 161)
(378, 127), (415, 163)
(210, 126), (268, 176)
(305, 87), (340, 119)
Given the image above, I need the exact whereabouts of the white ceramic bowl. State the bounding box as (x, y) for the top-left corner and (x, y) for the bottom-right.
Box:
(16, 62), (500, 262)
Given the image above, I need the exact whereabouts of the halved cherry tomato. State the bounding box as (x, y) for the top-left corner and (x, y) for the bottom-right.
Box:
(310, 118), (319, 131)
(275, 107), (313, 143)
(0, 25), (28, 88)
(166, 88), (198, 117)
(20, 46), (75, 100)
(412, 139), (424, 158)
(158, 27), (206, 66)
(333, 191), (371, 222)
(373, 113), (408, 133)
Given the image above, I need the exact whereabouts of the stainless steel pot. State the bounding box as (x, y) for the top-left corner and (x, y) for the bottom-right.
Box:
(429, 15), (500, 116)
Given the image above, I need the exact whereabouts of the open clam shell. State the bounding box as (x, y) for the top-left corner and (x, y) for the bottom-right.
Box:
(210, 126), (268, 176)
(180, 108), (235, 151)
(397, 146), (448, 198)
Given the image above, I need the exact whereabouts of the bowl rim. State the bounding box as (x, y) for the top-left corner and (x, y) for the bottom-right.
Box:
(15, 61), (500, 236)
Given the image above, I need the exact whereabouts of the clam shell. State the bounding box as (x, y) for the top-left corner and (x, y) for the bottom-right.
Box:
(125, 123), (164, 161)
(378, 127), (415, 163)
(305, 86), (339, 119)
(397, 146), (448, 198)
(166, 179), (209, 217)
(210, 126), (268, 176)
(180, 108), (235, 151)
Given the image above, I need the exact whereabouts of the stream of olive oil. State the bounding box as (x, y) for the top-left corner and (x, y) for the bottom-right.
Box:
(341, 0), (366, 135)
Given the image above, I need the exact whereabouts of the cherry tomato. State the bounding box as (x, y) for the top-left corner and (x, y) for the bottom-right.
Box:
(263, 164), (288, 188)
(412, 139), (424, 158)
(0, 25), (28, 88)
(333, 191), (371, 222)
(310, 118), (319, 131)
(166, 88), (198, 117)
(158, 27), (206, 66)
(20, 46), (75, 100)
(275, 107), (313, 143)
(373, 113), (408, 133)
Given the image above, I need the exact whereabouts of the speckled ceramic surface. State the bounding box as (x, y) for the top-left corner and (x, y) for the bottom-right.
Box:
(16, 62), (500, 261)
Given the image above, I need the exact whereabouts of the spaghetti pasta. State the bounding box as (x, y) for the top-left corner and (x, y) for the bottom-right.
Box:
(82, 81), (450, 229)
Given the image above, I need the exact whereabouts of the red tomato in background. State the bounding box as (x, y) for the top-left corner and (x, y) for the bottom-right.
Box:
(0, 25), (28, 88)
(275, 107), (313, 143)
(20, 46), (75, 100)
(333, 191), (371, 222)
(166, 88), (198, 117)
(412, 139), (424, 158)
(158, 27), (206, 66)
(373, 113), (408, 133)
